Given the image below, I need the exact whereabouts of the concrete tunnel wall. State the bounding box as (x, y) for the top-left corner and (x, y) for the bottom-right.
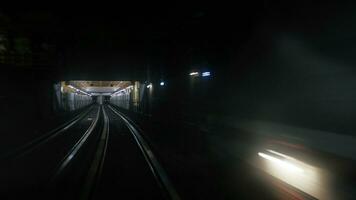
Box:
(0, 72), (93, 140)
(53, 82), (92, 112)
(4, 16), (356, 143)
(111, 33), (356, 138)
(218, 27), (356, 137)
(110, 81), (149, 113)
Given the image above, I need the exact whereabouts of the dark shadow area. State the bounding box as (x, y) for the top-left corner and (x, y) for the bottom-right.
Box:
(1, 2), (356, 199)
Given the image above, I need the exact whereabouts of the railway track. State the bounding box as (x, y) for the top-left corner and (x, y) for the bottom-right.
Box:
(107, 104), (180, 200)
(0, 104), (179, 200)
(0, 105), (94, 160)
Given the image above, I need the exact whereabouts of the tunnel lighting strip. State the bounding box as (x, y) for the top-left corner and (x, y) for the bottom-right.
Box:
(111, 85), (133, 96)
(108, 105), (181, 200)
(111, 89), (125, 96)
(68, 85), (91, 96)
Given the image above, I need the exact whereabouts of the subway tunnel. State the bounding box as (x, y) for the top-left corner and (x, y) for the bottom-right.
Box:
(1, 3), (356, 200)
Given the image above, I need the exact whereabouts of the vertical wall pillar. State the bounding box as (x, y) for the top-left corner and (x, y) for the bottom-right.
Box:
(132, 81), (140, 112)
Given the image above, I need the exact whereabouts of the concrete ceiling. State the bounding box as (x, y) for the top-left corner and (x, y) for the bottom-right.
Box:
(68, 80), (132, 94)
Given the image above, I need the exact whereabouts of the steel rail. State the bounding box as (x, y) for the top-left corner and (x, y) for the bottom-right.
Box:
(0, 105), (94, 160)
(50, 106), (101, 181)
(79, 105), (110, 200)
(108, 105), (181, 200)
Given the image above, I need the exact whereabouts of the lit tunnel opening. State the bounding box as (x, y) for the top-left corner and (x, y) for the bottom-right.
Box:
(55, 80), (153, 113)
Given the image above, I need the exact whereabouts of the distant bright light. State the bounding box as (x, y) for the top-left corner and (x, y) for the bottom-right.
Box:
(160, 81), (165, 86)
(189, 72), (199, 76)
(256, 149), (329, 199)
(147, 83), (152, 89)
(258, 152), (303, 173)
(202, 72), (211, 77)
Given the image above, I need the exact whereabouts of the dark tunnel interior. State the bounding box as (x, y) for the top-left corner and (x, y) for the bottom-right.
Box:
(1, 2), (356, 200)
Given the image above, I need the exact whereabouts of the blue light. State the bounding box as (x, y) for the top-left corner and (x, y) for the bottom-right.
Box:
(202, 72), (211, 77)
(160, 81), (165, 86)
